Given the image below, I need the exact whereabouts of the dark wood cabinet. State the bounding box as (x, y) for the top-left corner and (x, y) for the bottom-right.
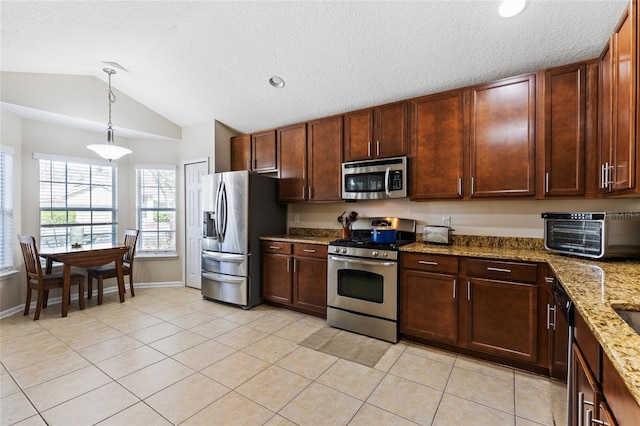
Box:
(602, 350), (640, 425)
(461, 258), (538, 363)
(307, 116), (343, 201)
(344, 101), (408, 161)
(292, 244), (328, 315)
(410, 90), (467, 200)
(599, 2), (639, 195)
(463, 277), (538, 363)
(262, 242), (292, 304)
(469, 74), (536, 198)
(400, 253), (459, 345)
(277, 123), (307, 202)
(262, 241), (327, 317)
(538, 63), (587, 197)
(573, 342), (603, 426)
(231, 134), (251, 171)
(252, 130), (278, 173)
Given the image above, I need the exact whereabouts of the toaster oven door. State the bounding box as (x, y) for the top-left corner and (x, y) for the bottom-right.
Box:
(544, 220), (604, 258)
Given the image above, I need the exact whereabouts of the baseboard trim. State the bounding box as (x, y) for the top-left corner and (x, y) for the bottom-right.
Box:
(1, 282), (184, 319)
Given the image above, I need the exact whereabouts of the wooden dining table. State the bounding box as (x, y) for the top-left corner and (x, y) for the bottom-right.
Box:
(39, 244), (130, 317)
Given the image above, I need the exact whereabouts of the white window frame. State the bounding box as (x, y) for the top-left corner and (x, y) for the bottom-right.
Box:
(136, 164), (177, 256)
(35, 153), (118, 249)
(1, 146), (15, 275)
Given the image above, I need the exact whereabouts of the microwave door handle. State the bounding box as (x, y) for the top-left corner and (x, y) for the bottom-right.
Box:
(385, 167), (391, 196)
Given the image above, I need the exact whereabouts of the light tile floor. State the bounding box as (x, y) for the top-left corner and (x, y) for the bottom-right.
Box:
(1, 286), (562, 425)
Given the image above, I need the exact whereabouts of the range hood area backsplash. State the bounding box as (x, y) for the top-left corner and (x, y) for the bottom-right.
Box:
(286, 198), (640, 239)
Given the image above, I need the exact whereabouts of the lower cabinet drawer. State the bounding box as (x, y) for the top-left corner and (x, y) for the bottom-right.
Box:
(401, 253), (458, 274)
(293, 244), (327, 258)
(465, 258), (537, 283)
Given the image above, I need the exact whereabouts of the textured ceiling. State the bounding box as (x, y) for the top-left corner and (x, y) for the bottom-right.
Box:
(0, 1), (629, 134)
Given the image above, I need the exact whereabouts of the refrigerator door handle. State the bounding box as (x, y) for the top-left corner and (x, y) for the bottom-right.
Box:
(202, 271), (245, 284)
(202, 251), (246, 262)
(215, 180), (228, 242)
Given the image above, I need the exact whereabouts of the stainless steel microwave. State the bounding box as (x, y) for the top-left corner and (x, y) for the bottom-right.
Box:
(342, 156), (408, 200)
(542, 212), (640, 259)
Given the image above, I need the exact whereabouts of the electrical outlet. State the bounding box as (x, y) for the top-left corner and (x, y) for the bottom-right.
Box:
(442, 216), (451, 227)
(294, 214), (300, 223)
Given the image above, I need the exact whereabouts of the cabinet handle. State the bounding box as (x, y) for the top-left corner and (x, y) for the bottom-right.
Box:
(470, 177), (475, 195)
(467, 281), (471, 301)
(457, 178), (462, 196)
(293, 259), (297, 273)
(546, 304), (557, 330)
(368, 142), (372, 158)
(308, 186), (312, 199)
(545, 172), (550, 194)
(487, 267), (511, 273)
(302, 186), (306, 199)
(453, 279), (457, 299)
(601, 163), (606, 189)
(376, 141), (380, 156)
(578, 392), (584, 426)
(269, 246), (281, 250)
(286, 258), (290, 272)
(545, 276), (554, 284)
(303, 249), (316, 253)
(586, 408), (593, 426)
(418, 260), (438, 266)
(588, 410), (610, 426)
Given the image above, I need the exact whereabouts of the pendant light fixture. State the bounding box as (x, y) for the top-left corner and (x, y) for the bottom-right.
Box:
(87, 68), (132, 161)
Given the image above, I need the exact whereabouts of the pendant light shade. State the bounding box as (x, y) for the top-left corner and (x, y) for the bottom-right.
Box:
(87, 68), (132, 161)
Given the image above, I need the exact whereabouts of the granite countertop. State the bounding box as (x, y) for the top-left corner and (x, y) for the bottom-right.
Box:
(261, 234), (640, 405)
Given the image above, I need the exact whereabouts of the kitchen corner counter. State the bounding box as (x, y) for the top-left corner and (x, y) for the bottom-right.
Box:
(260, 234), (640, 405)
(403, 241), (640, 407)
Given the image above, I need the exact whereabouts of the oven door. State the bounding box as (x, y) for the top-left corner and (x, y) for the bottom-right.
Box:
(327, 254), (398, 321)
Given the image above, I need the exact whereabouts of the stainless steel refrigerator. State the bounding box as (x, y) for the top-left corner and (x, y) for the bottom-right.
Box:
(201, 171), (286, 308)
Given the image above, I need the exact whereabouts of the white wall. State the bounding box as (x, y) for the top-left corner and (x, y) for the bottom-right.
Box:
(288, 198), (640, 238)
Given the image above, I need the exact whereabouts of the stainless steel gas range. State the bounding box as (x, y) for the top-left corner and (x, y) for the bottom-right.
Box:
(327, 217), (416, 343)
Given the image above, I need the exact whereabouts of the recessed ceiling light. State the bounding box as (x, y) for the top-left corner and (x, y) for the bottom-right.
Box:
(499, 0), (526, 17)
(269, 76), (285, 88)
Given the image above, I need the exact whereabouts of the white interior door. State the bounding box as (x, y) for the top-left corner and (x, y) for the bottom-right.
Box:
(185, 160), (209, 289)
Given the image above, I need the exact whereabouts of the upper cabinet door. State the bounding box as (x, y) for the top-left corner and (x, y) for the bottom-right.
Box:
(539, 63), (587, 197)
(410, 90), (466, 200)
(375, 101), (409, 159)
(343, 102), (408, 162)
(307, 115), (343, 202)
(599, 38), (615, 193)
(277, 123), (307, 202)
(612, 5), (636, 191)
(231, 134), (251, 171)
(252, 130), (277, 173)
(343, 109), (374, 161)
(470, 74), (536, 198)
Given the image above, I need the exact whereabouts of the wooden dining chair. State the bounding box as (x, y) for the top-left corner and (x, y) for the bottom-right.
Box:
(87, 229), (139, 305)
(18, 235), (85, 320)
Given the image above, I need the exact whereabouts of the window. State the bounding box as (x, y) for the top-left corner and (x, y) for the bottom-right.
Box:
(136, 165), (176, 254)
(37, 154), (117, 248)
(1, 147), (14, 272)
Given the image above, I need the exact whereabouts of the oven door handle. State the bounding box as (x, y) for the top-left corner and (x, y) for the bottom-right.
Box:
(202, 271), (245, 284)
(329, 256), (396, 267)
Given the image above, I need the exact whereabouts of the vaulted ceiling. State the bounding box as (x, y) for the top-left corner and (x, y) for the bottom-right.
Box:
(0, 1), (628, 134)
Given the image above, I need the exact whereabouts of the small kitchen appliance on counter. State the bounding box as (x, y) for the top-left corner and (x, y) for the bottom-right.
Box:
(423, 225), (453, 245)
(327, 217), (416, 343)
(542, 211), (640, 259)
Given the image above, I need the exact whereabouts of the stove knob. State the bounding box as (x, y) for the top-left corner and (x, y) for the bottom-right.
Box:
(341, 248), (347, 254)
(334, 247), (341, 253)
(371, 250), (379, 257)
(380, 251), (388, 258)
